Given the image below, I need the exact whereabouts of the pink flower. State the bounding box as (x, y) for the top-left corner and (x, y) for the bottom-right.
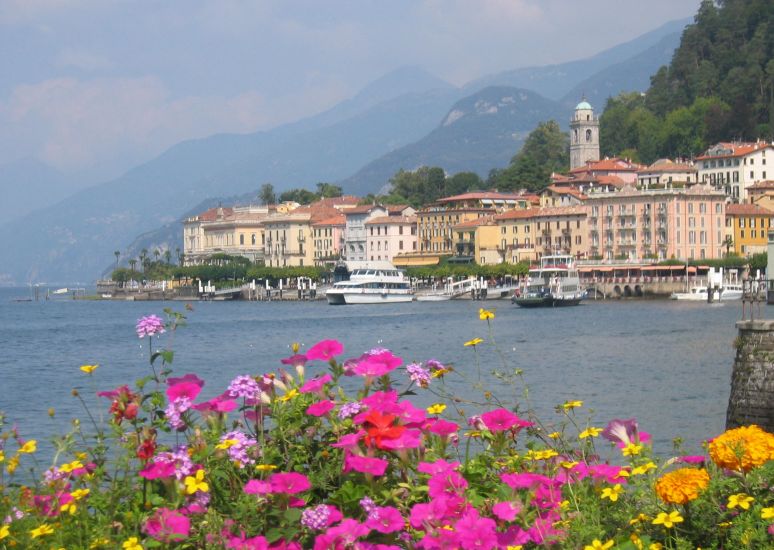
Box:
(427, 418), (459, 437)
(359, 391), (401, 415)
(417, 459), (460, 475)
(243, 479), (272, 495)
(269, 472), (311, 494)
(454, 508), (498, 549)
(378, 428), (422, 451)
(139, 461), (176, 480)
(300, 374), (333, 394)
(225, 533), (269, 549)
(366, 506), (404, 533)
(306, 340), (344, 361)
(480, 408), (533, 432)
(192, 394), (238, 414)
(353, 351), (402, 377)
(331, 431), (365, 450)
(136, 314), (165, 338)
(167, 374), (204, 387)
(344, 454), (389, 476)
(306, 400), (336, 417)
(428, 470), (468, 498)
(313, 519), (369, 550)
(143, 507), (190, 543)
(501, 472), (553, 490)
(166, 381), (203, 402)
(280, 354), (308, 367)
(676, 455), (706, 464)
(492, 501), (522, 522)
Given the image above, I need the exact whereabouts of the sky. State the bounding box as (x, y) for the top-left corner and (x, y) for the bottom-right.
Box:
(0, 0), (700, 186)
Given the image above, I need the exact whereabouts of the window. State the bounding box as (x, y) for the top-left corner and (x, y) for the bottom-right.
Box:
(239, 234), (244, 245)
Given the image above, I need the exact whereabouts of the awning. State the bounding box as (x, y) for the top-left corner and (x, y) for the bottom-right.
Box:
(578, 267), (594, 272)
(640, 266), (660, 271)
(686, 266), (697, 274)
(669, 265), (686, 271)
(597, 267), (614, 272)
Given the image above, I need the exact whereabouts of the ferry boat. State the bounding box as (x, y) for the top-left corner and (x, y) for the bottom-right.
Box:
(670, 284), (743, 301)
(512, 254), (584, 308)
(326, 261), (414, 305)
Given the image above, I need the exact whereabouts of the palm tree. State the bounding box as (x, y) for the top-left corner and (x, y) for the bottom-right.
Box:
(154, 249), (161, 263)
(164, 249), (172, 265)
(114, 250), (120, 271)
(140, 249), (148, 273)
(723, 235), (734, 257)
(128, 259), (138, 286)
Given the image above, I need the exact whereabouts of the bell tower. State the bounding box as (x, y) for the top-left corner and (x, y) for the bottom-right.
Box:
(569, 98), (599, 170)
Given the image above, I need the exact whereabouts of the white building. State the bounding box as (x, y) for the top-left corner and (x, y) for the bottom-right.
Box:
(344, 204), (415, 261)
(364, 215), (418, 262)
(696, 141), (774, 201)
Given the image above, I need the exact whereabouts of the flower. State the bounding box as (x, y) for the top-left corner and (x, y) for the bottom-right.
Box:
(479, 308), (495, 320)
(632, 462), (657, 475)
(562, 400), (583, 410)
(143, 507), (190, 543)
(300, 374), (332, 394)
(600, 484), (624, 502)
(584, 540), (614, 550)
(601, 418), (641, 447)
(184, 469), (209, 494)
(492, 501), (522, 521)
(353, 351), (402, 377)
(345, 454), (389, 476)
(338, 401), (363, 419)
(80, 364), (99, 374)
(480, 408), (533, 432)
(269, 472), (311, 494)
(306, 400), (336, 417)
(761, 507), (774, 519)
(655, 468), (709, 505)
(136, 314), (165, 338)
(18, 440), (37, 454)
(301, 504), (342, 530)
(464, 337), (483, 347)
(406, 363), (431, 387)
(708, 425), (774, 472)
(652, 511), (684, 528)
(0, 525), (8, 540)
(579, 427), (602, 439)
(227, 375), (261, 399)
(727, 493), (754, 510)
(426, 403), (446, 415)
(122, 537), (144, 550)
(30, 524), (54, 538)
(622, 443), (642, 456)
(365, 506), (404, 534)
(305, 339), (344, 361)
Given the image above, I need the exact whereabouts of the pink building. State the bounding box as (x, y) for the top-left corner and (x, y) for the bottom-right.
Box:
(584, 184), (726, 261)
(364, 215), (418, 262)
(312, 213), (346, 267)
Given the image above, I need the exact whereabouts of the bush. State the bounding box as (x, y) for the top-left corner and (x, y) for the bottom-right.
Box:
(0, 308), (772, 549)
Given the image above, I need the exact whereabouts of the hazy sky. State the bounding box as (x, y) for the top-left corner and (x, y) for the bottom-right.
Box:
(0, 0), (699, 184)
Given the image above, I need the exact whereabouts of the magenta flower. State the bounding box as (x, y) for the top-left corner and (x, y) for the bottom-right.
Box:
(360, 391), (401, 414)
(500, 472), (553, 490)
(492, 501), (522, 521)
(454, 508), (498, 549)
(331, 431), (364, 450)
(314, 519), (369, 549)
(139, 461), (176, 480)
(428, 470), (468, 499)
(300, 374), (333, 394)
(305, 339), (344, 361)
(344, 454), (389, 476)
(166, 381), (203, 402)
(365, 506), (404, 534)
(243, 479), (272, 495)
(280, 354), (308, 368)
(427, 418), (459, 437)
(353, 351), (402, 377)
(192, 394), (237, 414)
(417, 459), (460, 475)
(167, 373), (204, 387)
(306, 400), (336, 417)
(143, 507), (190, 543)
(676, 455), (706, 464)
(225, 532), (269, 549)
(268, 472), (311, 494)
(136, 314), (165, 338)
(480, 408), (533, 432)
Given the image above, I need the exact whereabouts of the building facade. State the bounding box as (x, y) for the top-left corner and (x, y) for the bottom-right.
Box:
(364, 215), (418, 262)
(725, 203), (774, 257)
(312, 214), (346, 266)
(569, 100), (600, 170)
(637, 159), (697, 188)
(697, 142), (774, 201)
(183, 205), (271, 265)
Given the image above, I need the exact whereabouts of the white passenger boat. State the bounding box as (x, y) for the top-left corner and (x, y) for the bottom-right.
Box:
(512, 254), (584, 308)
(326, 261), (414, 305)
(670, 284), (742, 301)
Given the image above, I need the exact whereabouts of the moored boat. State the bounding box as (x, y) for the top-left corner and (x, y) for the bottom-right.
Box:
(326, 261), (414, 305)
(512, 254), (584, 308)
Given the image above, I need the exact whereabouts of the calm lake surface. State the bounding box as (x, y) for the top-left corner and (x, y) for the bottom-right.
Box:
(0, 288), (752, 458)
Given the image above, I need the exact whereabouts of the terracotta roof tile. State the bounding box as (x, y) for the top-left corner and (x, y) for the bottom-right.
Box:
(438, 191), (532, 203)
(726, 204), (774, 216)
(365, 215), (417, 225)
(696, 142), (774, 160)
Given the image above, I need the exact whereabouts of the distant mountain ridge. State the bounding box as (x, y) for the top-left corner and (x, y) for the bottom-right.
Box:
(0, 18), (689, 285)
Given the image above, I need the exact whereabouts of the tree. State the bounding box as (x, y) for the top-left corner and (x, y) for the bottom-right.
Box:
(316, 183), (343, 198)
(164, 250), (172, 265)
(279, 188), (318, 204)
(175, 247), (181, 265)
(722, 235), (734, 257)
(114, 250), (120, 271)
(140, 249), (148, 273)
(259, 183), (276, 205)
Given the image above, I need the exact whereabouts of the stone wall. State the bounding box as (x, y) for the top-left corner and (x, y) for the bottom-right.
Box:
(726, 320), (774, 431)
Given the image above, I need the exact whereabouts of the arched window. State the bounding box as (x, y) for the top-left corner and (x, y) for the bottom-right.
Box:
(585, 129), (592, 142)
(574, 129), (579, 143)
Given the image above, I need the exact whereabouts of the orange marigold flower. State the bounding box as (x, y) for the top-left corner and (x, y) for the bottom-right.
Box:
(655, 468), (710, 505)
(708, 425), (774, 472)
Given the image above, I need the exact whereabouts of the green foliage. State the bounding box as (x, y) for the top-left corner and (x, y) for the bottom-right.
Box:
(259, 183), (276, 205)
(278, 183), (343, 204)
(405, 261), (529, 279)
(487, 120), (569, 192)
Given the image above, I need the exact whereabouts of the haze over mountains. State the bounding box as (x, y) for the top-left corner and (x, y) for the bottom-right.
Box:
(0, 18), (688, 286)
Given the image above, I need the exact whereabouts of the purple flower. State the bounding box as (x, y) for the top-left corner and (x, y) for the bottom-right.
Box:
(165, 396), (192, 431)
(360, 497), (377, 516)
(227, 375), (261, 399)
(601, 418), (640, 447)
(301, 504), (342, 530)
(338, 401), (363, 420)
(136, 315), (165, 338)
(406, 363), (431, 387)
(220, 431), (258, 468)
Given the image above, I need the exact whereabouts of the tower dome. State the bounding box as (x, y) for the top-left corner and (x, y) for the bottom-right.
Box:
(575, 100), (592, 110)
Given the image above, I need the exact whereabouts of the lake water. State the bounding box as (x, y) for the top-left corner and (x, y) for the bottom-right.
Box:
(0, 288), (750, 458)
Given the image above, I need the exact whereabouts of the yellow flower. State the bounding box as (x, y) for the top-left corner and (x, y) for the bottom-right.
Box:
(80, 364), (99, 374)
(632, 462), (657, 475)
(584, 540), (614, 550)
(652, 510), (684, 528)
(464, 337), (484, 347)
(59, 460), (85, 473)
(629, 513), (649, 525)
(278, 389), (299, 402)
(727, 493), (754, 510)
(762, 507), (774, 519)
(655, 468), (709, 505)
(122, 537), (143, 550)
(506, 546), (523, 550)
(0, 524), (9, 540)
(548, 431), (561, 439)
(431, 367), (450, 378)
(184, 469), (209, 494)
(533, 449), (558, 460)
(601, 484), (624, 502)
(60, 501), (77, 515)
(90, 538), (112, 548)
(255, 464), (278, 472)
(30, 524), (55, 538)
(708, 424), (774, 472)
(291, 342), (300, 353)
(215, 439), (238, 450)
(579, 427), (602, 439)
(562, 400), (583, 410)
(718, 521), (733, 528)
(0, 450), (4, 462)
(560, 460), (578, 469)
(71, 488), (90, 500)
(6, 455), (19, 474)
(622, 443), (642, 456)
(649, 544), (664, 550)
(18, 440), (37, 454)
(479, 308), (495, 320)
(426, 403), (446, 415)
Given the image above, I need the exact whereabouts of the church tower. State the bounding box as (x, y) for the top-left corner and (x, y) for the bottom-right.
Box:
(569, 98), (599, 170)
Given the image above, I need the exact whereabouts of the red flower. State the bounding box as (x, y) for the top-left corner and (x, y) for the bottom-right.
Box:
(362, 410), (405, 450)
(137, 438), (157, 461)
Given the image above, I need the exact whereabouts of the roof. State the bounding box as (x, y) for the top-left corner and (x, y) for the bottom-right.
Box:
(746, 180), (774, 191)
(437, 191), (531, 203)
(575, 100), (592, 110)
(312, 214), (346, 227)
(494, 206), (587, 221)
(639, 159), (696, 173)
(193, 206), (234, 222)
(311, 196), (361, 209)
(542, 185), (588, 200)
(726, 204), (774, 216)
(365, 215), (417, 225)
(570, 157), (640, 174)
(696, 142), (774, 160)
(453, 216), (496, 229)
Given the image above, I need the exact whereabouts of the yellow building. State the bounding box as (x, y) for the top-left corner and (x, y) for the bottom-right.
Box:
(452, 216), (500, 264)
(493, 209), (538, 263)
(725, 203), (774, 257)
(183, 205), (272, 264)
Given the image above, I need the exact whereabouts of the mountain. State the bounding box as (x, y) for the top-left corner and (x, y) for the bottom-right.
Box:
(0, 159), (86, 224)
(463, 18), (689, 101)
(341, 87), (567, 196)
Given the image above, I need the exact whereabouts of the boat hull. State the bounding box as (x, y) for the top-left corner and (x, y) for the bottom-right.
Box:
(326, 291), (414, 305)
(513, 295), (582, 308)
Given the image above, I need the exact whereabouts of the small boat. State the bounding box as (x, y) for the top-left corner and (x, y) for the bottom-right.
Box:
(415, 291), (452, 302)
(512, 254), (584, 308)
(326, 261), (414, 305)
(670, 284), (742, 301)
